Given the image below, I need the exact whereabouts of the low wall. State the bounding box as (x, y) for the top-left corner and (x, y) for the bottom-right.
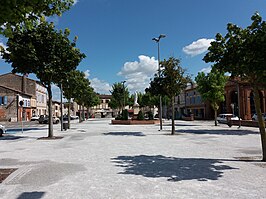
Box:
(228, 120), (265, 127)
(111, 119), (160, 125)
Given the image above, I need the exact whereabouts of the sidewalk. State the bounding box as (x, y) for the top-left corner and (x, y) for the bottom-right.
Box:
(0, 119), (265, 199)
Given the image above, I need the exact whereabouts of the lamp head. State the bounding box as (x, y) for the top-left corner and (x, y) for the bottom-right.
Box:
(159, 34), (166, 39)
(152, 37), (159, 42)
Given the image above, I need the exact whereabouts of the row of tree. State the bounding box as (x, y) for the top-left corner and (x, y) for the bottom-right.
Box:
(109, 13), (266, 161)
(0, 1), (100, 138)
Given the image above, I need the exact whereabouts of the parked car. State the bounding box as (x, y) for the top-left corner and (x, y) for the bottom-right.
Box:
(70, 115), (79, 120)
(61, 115), (79, 121)
(217, 114), (241, 124)
(30, 115), (40, 121)
(0, 124), (6, 136)
(252, 113), (266, 121)
(39, 115), (60, 124)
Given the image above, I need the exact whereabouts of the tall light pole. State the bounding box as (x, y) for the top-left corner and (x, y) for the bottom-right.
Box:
(122, 80), (126, 110)
(152, 34), (166, 131)
(60, 82), (63, 131)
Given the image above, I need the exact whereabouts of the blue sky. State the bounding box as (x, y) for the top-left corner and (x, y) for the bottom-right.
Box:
(1, 0), (266, 100)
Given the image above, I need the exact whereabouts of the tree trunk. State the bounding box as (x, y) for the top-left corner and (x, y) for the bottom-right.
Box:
(171, 96), (175, 135)
(212, 103), (218, 126)
(214, 109), (218, 126)
(82, 103), (85, 121)
(68, 99), (71, 129)
(47, 84), (53, 138)
(253, 87), (266, 161)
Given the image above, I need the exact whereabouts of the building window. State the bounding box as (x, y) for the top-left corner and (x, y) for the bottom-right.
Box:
(0, 96), (8, 105)
(106, 99), (109, 103)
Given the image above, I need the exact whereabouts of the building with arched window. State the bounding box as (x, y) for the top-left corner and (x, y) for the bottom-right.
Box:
(175, 78), (266, 120)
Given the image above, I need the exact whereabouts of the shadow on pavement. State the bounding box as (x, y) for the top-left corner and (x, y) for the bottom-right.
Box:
(103, 132), (146, 136)
(164, 124), (201, 127)
(0, 135), (25, 140)
(176, 129), (258, 136)
(112, 155), (238, 182)
(17, 191), (45, 199)
(6, 128), (45, 133)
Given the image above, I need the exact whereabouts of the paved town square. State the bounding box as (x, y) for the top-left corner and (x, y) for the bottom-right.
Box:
(0, 119), (265, 199)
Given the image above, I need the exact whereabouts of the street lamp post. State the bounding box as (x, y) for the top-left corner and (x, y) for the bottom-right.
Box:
(122, 81), (126, 110)
(60, 82), (63, 131)
(152, 34), (166, 131)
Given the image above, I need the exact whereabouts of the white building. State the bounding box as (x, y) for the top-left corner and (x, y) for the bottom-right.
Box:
(35, 82), (47, 116)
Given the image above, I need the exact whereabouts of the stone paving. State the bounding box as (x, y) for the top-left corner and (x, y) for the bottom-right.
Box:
(0, 118), (265, 199)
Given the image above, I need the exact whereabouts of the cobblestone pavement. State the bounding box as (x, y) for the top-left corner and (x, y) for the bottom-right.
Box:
(0, 119), (265, 199)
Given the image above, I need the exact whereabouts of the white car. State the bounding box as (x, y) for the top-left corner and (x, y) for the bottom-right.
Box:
(70, 115), (79, 120)
(0, 124), (6, 136)
(217, 114), (241, 124)
(252, 113), (266, 121)
(31, 115), (40, 121)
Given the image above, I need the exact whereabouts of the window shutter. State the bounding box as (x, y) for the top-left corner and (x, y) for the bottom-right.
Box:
(3, 96), (7, 105)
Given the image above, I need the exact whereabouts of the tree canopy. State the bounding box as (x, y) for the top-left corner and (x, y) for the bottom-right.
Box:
(203, 13), (266, 161)
(195, 71), (227, 126)
(109, 82), (129, 112)
(147, 57), (190, 134)
(0, 0), (74, 36)
(1, 21), (85, 137)
(204, 13), (266, 89)
(160, 57), (190, 134)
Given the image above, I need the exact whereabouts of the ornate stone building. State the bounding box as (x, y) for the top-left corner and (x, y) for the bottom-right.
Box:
(175, 79), (266, 120)
(224, 79), (266, 120)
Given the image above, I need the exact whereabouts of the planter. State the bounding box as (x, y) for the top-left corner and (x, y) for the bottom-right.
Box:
(111, 119), (160, 125)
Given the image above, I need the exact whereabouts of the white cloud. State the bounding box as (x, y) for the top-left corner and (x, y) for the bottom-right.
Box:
(90, 78), (112, 95)
(46, 16), (60, 26)
(0, 40), (7, 60)
(199, 66), (212, 74)
(117, 55), (158, 93)
(73, 0), (79, 5)
(84, 69), (90, 78)
(51, 84), (61, 102)
(183, 38), (214, 57)
(83, 70), (111, 94)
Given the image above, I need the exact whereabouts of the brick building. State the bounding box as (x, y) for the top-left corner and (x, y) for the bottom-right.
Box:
(0, 85), (32, 121)
(0, 73), (47, 121)
(77, 95), (113, 118)
(175, 79), (266, 120)
(224, 79), (266, 120)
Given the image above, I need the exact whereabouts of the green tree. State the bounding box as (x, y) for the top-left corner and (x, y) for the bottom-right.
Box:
(146, 74), (165, 122)
(109, 82), (129, 113)
(160, 57), (190, 135)
(61, 70), (89, 127)
(72, 76), (97, 122)
(2, 21), (85, 137)
(0, 0), (74, 36)
(203, 13), (266, 161)
(195, 71), (227, 126)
